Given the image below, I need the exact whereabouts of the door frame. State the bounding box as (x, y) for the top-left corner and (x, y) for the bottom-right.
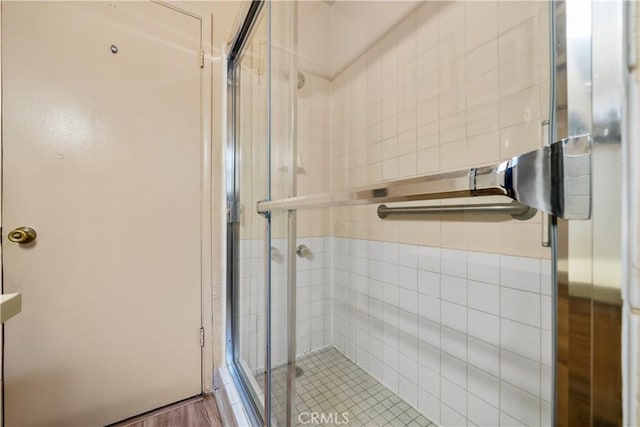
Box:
(156, 0), (215, 396)
(0, 0), (216, 410)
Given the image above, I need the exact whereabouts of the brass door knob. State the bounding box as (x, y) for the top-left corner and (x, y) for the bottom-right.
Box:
(8, 226), (37, 244)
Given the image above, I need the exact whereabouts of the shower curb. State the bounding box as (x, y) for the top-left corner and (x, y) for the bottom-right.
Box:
(214, 367), (251, 426)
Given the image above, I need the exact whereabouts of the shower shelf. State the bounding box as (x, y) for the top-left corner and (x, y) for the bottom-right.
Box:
(257, 134), (592, 221)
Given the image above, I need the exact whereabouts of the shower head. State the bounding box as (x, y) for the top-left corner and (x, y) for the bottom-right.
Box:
(297, 71), (305, 89)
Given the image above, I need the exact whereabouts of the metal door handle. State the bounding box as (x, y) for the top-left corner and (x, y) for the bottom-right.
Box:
(8, 226), (37, 244)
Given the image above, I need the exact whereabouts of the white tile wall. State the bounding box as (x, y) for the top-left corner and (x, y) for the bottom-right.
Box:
(237, 237), (331, 374)
(329, 0), (550, 261)
(236, 241), (550, 426)
(332, 237), (553, 426)
(237, 239), (265, 373)
(295, 236), (332, 355)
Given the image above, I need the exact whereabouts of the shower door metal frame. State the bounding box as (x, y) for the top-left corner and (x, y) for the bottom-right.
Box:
(226, 1), (299, 425)
(225, 1), (267, 425)
(553, 0), (625, 425)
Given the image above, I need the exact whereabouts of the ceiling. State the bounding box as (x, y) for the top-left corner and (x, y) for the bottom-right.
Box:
(298, 1), (422, 79)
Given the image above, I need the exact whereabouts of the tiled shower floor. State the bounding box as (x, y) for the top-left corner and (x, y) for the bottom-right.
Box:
(258, 347), (436, 427)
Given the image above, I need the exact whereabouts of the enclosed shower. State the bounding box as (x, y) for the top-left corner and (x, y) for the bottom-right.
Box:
(225, 1), (625, 426)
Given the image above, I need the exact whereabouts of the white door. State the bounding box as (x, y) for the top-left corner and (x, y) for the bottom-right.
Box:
(2, 2), (203, 425)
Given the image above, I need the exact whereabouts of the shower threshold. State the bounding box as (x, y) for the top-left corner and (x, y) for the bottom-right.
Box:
(259, 347), (436, 427)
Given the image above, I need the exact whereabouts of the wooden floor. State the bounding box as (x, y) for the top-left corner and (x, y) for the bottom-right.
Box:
(111, 394), (224, 427)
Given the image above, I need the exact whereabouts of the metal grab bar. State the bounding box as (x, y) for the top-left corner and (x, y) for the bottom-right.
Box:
(257, 134), (592, 220)
(377, 201), (537, 221)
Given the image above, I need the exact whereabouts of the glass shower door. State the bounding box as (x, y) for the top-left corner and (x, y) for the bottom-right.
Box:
(227, 0), (626, 426)
(276, 2), (556, 426)
(227, 1), (298, 426)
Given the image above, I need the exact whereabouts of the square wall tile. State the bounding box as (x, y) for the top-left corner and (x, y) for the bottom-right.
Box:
(468, 280), (499, 315)
(441, 378), (467, 418)
(418, 387), (441, 424)
(419, 339), (441, 373)
(500, 287), (541, 327)
(441, 352), (467, 388)
(467, 251), (500, 284)
(467, 336), (499, 377)
(468, 309), (500, 346)
(399, 374), (419, 407)
(468, 364), (500, 407)
(441, 249), (467, 278)
(467, 393), (499, 427)
(419, 269), (441, 297)
(501, 255), (541, 293)
(441, 301), (467, 333)
(441, 326), (466, 361)
(418, 363), (441, 398)
(500, 381), (541, 427)
(418, 246), (441, 272)
(399, 265), (419, 291)
(441, 403), (466, 427)
(500, 349), (541, 396)
(501, 318), (540, 362)
(441, 275), (467, 305)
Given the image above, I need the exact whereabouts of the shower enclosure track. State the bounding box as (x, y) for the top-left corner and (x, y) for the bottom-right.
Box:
(257, 134), (592, 221)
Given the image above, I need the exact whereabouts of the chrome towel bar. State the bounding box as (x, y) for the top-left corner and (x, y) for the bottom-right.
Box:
(377, 201), (537, 221)
(257, 134), (591, 220)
